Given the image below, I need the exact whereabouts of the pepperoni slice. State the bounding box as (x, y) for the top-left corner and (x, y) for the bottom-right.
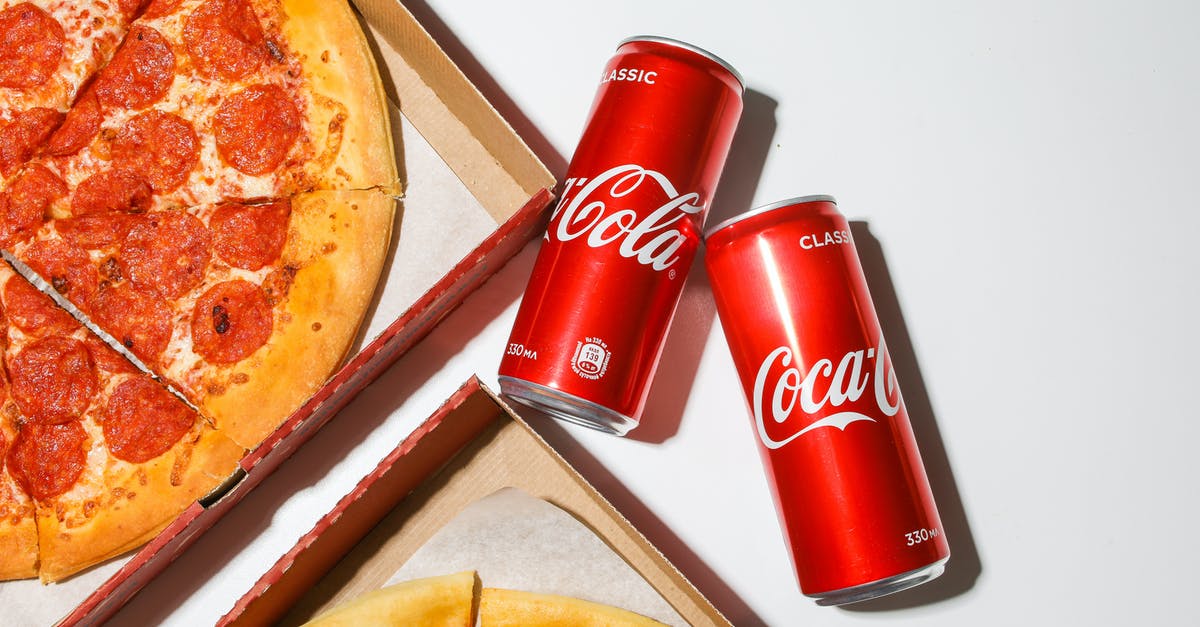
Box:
(192, 279), (272, 364)
(92, 282), (172, 366)
(120, 211), (212, 299)
(85, 334), (139, 376)
(1, 164), (66, 244)
(213, 85), (301, 175)
(10, 336), (98, 424)
(7, 163), (66, 211)
(21, 239), (100, 311)
(0, 108), (63, 177)
(95, 26), (175, 111)
(211, 200), (290, 270)
(72, 168), (153, 216)
(119, 0), (152, 18)
(183, 0), (268, 80)
(45, 88), (101, 156)
(112, 110), (199, 193)
(144, 0), (183, 18)
(2, 274), (77, 336)
(0, 3), (65, 90)
(104, 377), (193, 463)
(58, 211), (136, 249)
(6, 421), (88, 500)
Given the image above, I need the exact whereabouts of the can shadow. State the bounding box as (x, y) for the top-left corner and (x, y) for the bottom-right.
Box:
(630, 89), (778, 444)
(840, 221), (982, 611)
(525, 412), (770, 626)
(398, 0), (569, 177)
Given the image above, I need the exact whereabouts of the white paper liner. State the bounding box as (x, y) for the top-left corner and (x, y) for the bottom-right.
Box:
(387, 487), (686, 626)
(360, 104), (499, 341)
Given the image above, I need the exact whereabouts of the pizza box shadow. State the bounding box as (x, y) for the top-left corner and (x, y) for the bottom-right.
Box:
(838, 221), (983, 612)
(103, 16), (778, 623)
(398, 0), (569, 179)
(519, 408), (770, 626)
(104, 5), (567, 622)
(104, 238), (542, 626)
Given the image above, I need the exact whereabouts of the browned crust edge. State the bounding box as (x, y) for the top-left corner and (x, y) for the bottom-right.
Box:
(281, 0), (399, 192)
(37, 422), (243, 583)
(202, 189), (395, 449)
(0, 504), (38, 580)
(306, 571), (476, 626)
(479, 587), (668, 626)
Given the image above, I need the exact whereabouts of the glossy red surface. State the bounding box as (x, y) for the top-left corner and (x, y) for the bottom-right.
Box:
(500, 38), (742, 428)
(705, 198), (949, 598)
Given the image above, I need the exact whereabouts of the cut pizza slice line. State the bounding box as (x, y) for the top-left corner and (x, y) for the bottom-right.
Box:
(0, 0), (146, 178)
(11, 0), (397, 226)
(300, 571), (670, 627)
(0, 0), (401, 588)
(0, 262), (245, 582)
(9, 188), (395, 449)
(0, 0), (144, 114)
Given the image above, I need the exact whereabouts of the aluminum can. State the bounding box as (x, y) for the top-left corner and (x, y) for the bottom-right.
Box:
(499, 36), (743, 435)
(704, 196), (949, 605)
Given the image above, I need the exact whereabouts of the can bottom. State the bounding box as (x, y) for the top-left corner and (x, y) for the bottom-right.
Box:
(808, 556), (949, 606)
(498, 376), (638, 436)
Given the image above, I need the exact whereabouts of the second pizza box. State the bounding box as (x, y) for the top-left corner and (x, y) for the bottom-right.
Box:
(0, 0), (555, 624)
(221, 378), (732, 626)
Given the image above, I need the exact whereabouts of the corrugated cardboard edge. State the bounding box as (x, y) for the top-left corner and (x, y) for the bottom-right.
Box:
(219, 379), (491, 627)
(60, 189), (551, 627)
(56, 0), (557, 620)
(353, 0), (553, 221)
(219, 377), (731, 627)
(480, 386), (733, 627)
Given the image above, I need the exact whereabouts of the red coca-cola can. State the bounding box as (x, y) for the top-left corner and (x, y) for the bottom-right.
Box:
(499, 36), (743, 435)
(704, 196), (949, 605)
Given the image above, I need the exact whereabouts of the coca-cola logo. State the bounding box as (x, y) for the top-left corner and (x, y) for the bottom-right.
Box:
(752, 333), (901, 449)
(547, 164), (703, 272)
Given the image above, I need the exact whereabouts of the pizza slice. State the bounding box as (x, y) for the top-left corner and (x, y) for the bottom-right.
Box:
(10, 188), (394, 449)
(0, 374), (38, 581)
(478, 588), (667, 627)
(0, 262), (244, 582)
(0, 0), (149, 246)
(18, 0), (396, 223)
(0, 0), (146, 177)
(303, 571), (476, 627)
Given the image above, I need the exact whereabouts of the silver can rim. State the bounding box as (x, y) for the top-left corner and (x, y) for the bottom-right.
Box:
(703, 194), (838, 240)
(617, 35), (745, 92)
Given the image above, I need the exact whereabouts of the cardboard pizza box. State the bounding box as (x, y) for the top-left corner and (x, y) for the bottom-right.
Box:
(0, 0), (555, 624)
(220, 377), (732, 627)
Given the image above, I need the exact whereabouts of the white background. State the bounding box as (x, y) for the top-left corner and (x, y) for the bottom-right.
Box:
(108, 1), (1198, 625)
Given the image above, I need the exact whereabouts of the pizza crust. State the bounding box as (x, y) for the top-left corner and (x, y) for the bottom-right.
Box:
(36, 422), (243, 583)
(0, 404), (38, 581)
(304, 571), (476, 626)
(203, 189), (395, 449)
(281, 0), (399, 193)
(0, 495), (38, 581)
(479, 588), (667, 626)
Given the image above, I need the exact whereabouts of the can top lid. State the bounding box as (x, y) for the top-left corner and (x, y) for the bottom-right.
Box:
(618, 35), (745, 92)
(703, 194), (838, 240)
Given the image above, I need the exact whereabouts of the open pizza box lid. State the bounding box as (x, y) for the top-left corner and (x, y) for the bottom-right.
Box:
(0, 0), (555, 624)
(220, 377), (732, 626)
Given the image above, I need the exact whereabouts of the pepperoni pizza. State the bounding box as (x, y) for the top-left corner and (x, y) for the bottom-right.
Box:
(0, 0), (397, 582)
